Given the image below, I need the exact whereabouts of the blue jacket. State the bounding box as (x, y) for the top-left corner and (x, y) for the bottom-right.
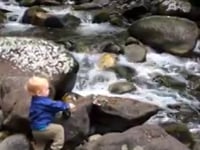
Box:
(29, 96), (69, 131)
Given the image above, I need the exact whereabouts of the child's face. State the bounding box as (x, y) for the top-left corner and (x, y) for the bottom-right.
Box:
(39, 82), (50, 97)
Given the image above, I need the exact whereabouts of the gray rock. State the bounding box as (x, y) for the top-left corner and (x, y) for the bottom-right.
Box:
(128, 15), (199, 56)
(76, 124), (190, 150)
(0, 134), (31, 150)
(108, 81), (136, 94)
(91, 95), (159, 133)
(124, 43), (147, 62)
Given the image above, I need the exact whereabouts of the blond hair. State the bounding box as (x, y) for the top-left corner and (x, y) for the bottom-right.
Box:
(25, 76), (49, 96)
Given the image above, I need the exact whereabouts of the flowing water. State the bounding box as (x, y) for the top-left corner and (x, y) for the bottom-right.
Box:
(1, 0), (200, 133)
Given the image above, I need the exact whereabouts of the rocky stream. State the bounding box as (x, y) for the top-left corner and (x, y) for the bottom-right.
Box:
(0, 0), (200, 150)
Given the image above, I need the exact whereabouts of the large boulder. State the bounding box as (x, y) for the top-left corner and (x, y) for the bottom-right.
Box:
(90, 95), (159, 134)
(0, 36), (79, 137)
(76, 124), (190, 150)
(22, 6), (80, 28)
(57, 96), (93, 148)
(128, 15), (199, 56)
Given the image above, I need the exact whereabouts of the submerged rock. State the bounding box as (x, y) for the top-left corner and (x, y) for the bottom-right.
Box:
(108, 81), (136, 94)
(0, 11), (6, 23)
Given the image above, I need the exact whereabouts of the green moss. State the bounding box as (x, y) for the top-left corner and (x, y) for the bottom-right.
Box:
(153, 75), (186, 90)
(109, 15), (123, 26)
(110, 65), (136, 82)
(162, 123), (195, 149)
(93, 11), (110, 23)
(0, 11), (6, 23)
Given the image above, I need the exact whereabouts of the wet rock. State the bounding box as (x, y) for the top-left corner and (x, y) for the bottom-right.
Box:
(101, 42), (124, 54)
(160, 122), (195, 149)
(76, 124), (190, 150)
(97, 53), (118, 70)
(124, 43), (147, 62)
(152, 0), (192, 16)
(21, 6), (47, 26)
(44, 15), (64, 28)
(109, 13), (123, 26)
(0, 10), (6, 23)
(128, 15), (199, 56)
(73, 0), (91, 5)
(153, 74), (187, 90)
(62, 14), (81, 28)
(17, 0), (36, 6)
(0, 134), (31, 150)
(187, 74), (200, 91)
(93, 11), (110, 23)
(108, 81), (136, 94)
(109, 65), (137, 82)
(22, 6), (75, 28)
(91, 95), (159, 134)
(73, 2), (103, 10)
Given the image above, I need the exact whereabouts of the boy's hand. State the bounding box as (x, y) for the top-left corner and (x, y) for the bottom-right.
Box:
(69, 103), (76, 111)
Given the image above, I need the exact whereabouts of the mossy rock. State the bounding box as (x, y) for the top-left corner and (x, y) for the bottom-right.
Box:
(161, 122), (195, 149)
(109, 14), (123, 26)
(18, 0), (35, 6)
(74, 41), (90, 52)
(0, 11), (6, 23)
(108, 81), (136, 94)
(21, 6), (47, 24)
(153, 75), (187, 90)
(109, 65), (136, 82)
(93, 11), (110, 23)
(187, 74), (200, 91)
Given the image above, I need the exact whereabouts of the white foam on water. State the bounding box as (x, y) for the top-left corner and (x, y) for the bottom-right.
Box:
(76, 22), (125, 36)
(72, 48), (200, 109)
(2, 22), (34, 32)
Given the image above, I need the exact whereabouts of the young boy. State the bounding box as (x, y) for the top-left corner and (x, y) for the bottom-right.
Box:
(25, 76), (75, 150)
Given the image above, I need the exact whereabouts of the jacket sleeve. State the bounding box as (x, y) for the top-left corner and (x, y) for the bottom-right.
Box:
(44, 98), (70, 113)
